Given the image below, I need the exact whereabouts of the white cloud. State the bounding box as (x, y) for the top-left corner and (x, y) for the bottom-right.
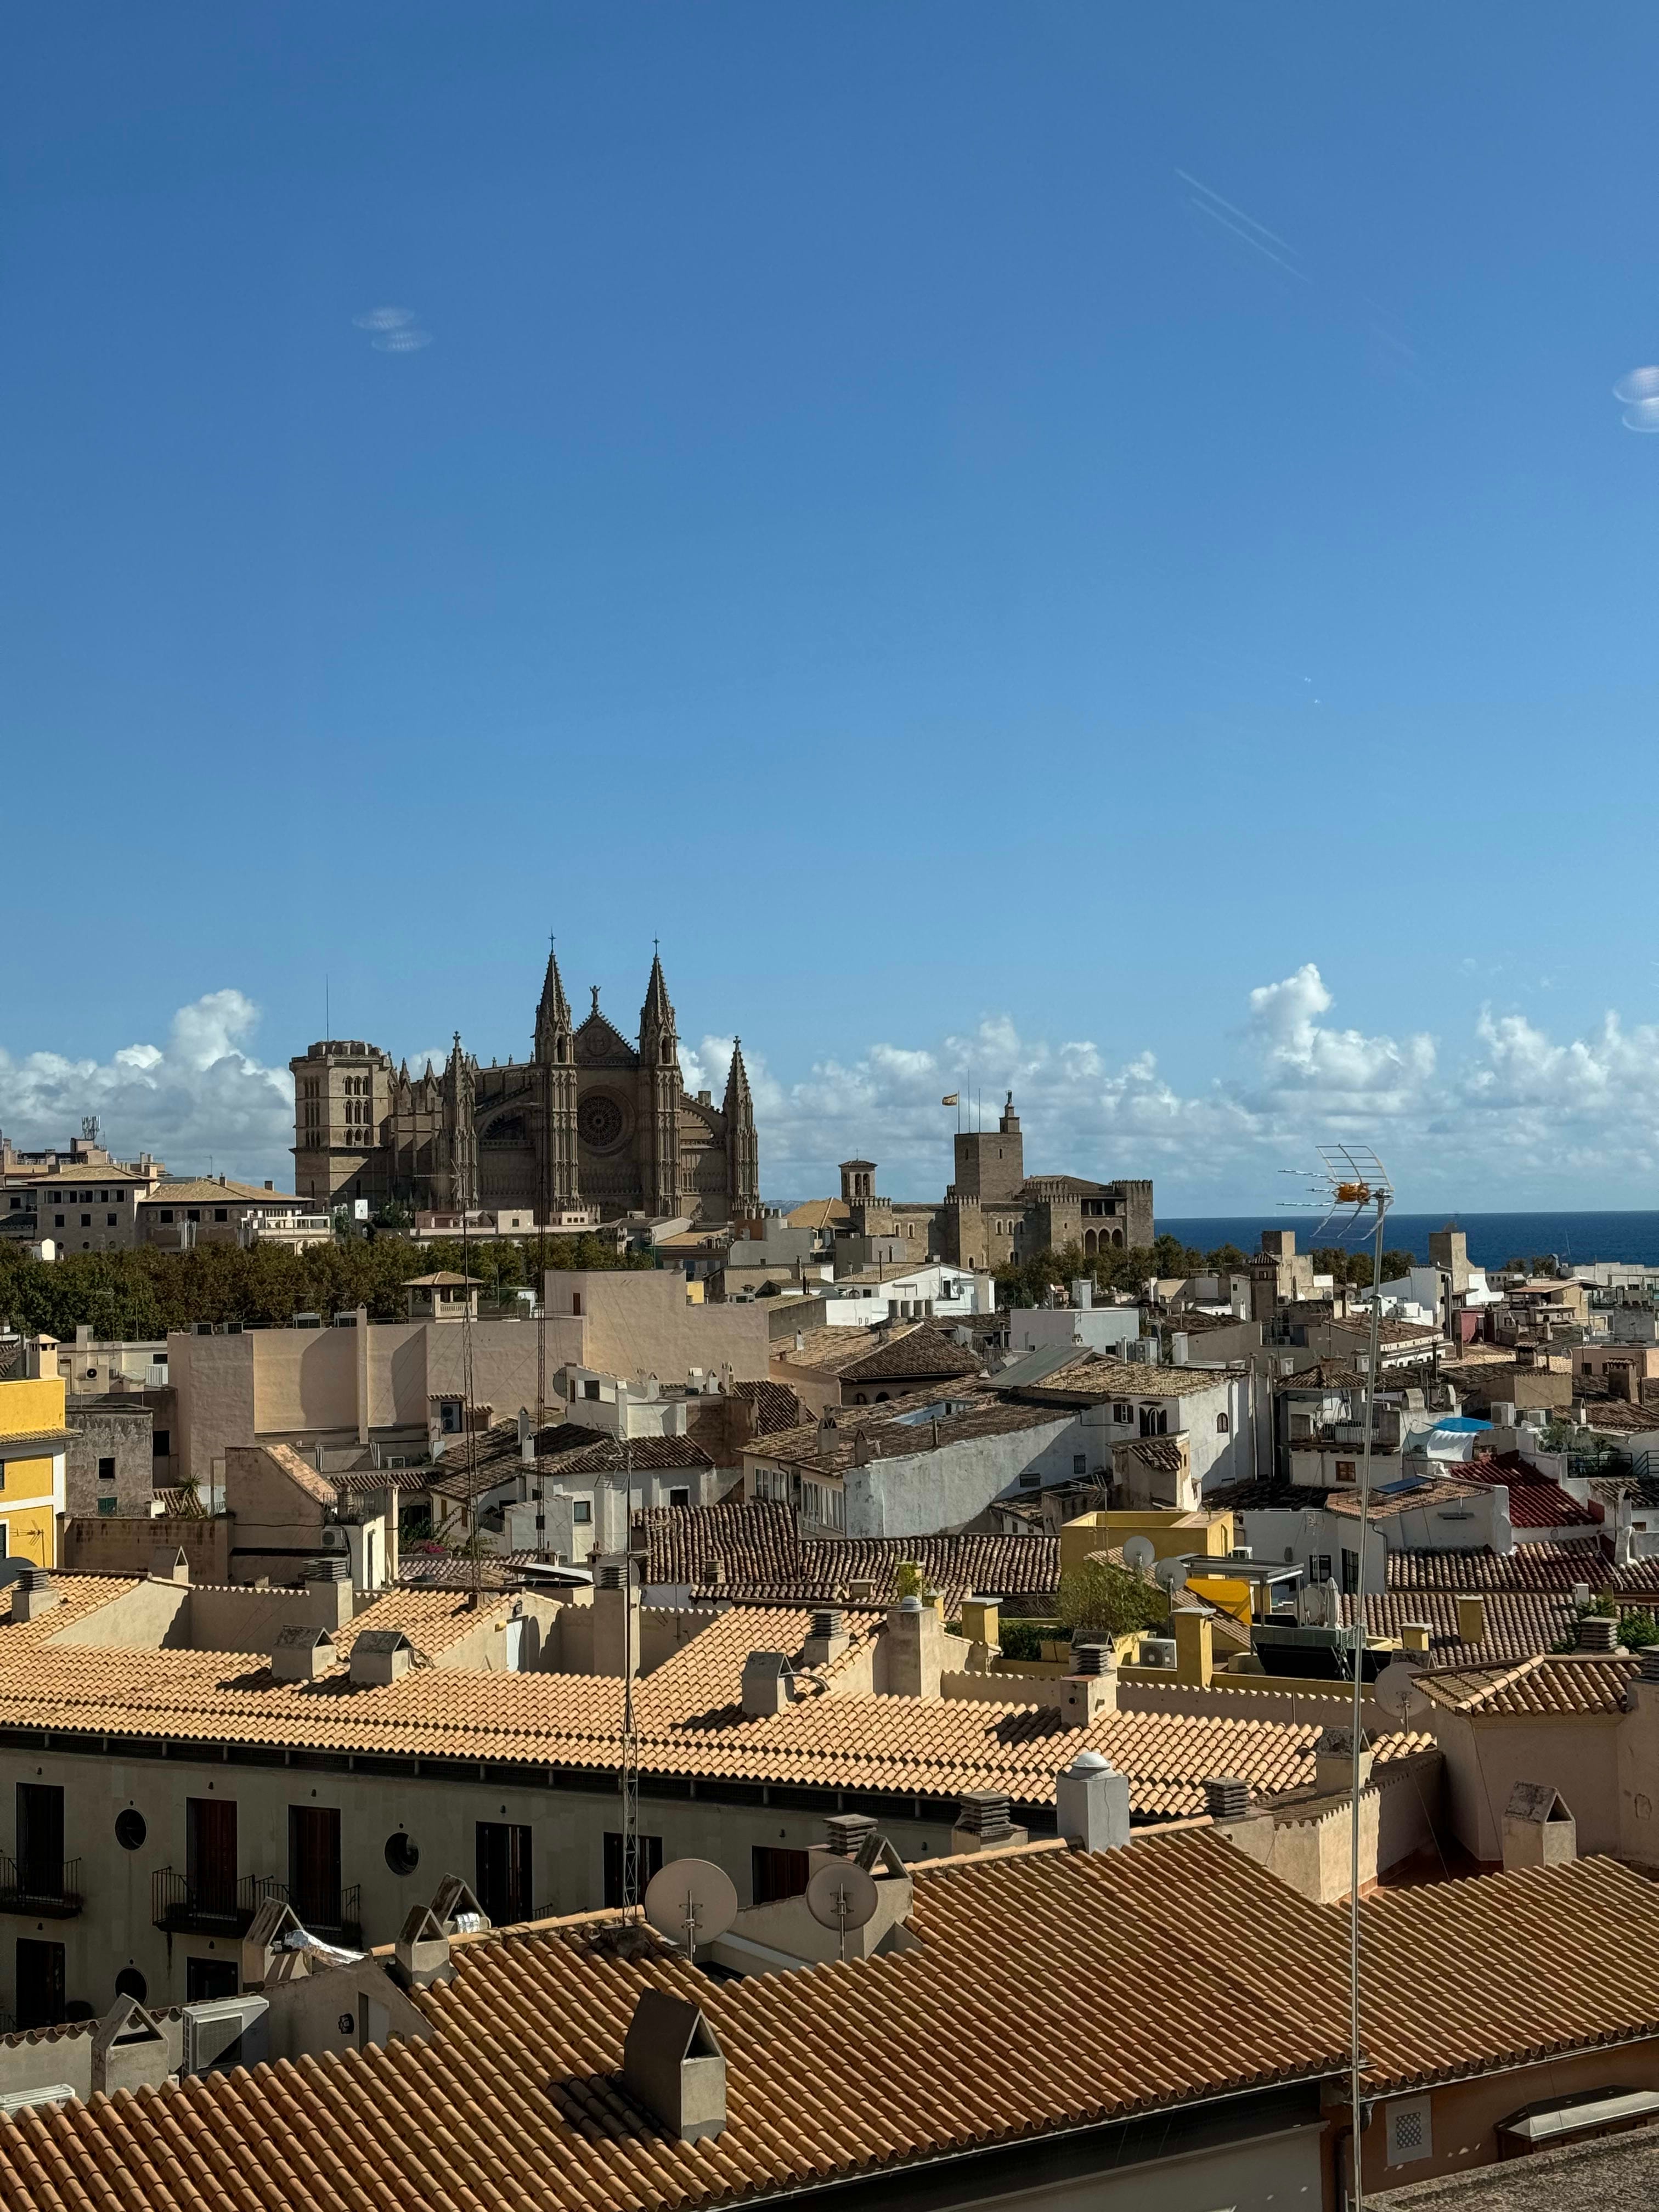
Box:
(0, 991), (294, 1186)
(10, 968), (1659, 1211)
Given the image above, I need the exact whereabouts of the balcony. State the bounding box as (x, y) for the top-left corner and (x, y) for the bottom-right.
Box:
(0, 1855), (82, 1918)
(290, 1884), (362, 1949)
(151, 1869), (289, 1936)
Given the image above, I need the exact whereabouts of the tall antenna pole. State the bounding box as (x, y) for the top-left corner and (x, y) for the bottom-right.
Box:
(619, 1437), (639, 1914)
(1348, 1173), (1389, 2212)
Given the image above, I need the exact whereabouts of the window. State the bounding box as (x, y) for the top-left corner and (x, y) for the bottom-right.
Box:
(603, 1830), (663, 1908)
(1340, 1549), (1361, 1594)
(1310, 1555), (1333, 1584)
(1072, 1454), (1086, 1476)
(571, 1292), (583, 1316)
(752, 1845), (811, 1904)
(475, 1821), (532, 1924)
(54, 1214), (64, 1227)
(114, 1966), (147, 2003)
(98, 1457), (116, 1482)
(17, 1782), (64, 1895)
(1215, 1413), (1229, 1434)
(114, 1808), (146, 1851)
(106, 1213), (116, 1226)
(214, 1209), (227, 1223)
(80, 1215), (91, 1228)
(15, 1938), (65, 2030)
(97, 1497), (116, 1516)
(187, 1957), (238, 2003)
(572, 1499), (592, 1524)
(153, 1430), (170, 1457)
(1335, 1459), (1357, 1482)
(583, 1379), (601, 1401)
(159, 1209), (173, 1223)
(385, 1831), (420, 1877)
(187, 1208), (199, 1222)
(1111, 1402), (1131, 1423)
(668, 1486), (691, 1509)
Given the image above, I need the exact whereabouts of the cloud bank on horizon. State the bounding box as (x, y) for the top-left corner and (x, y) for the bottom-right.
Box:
(1, 967), (1655, 1209)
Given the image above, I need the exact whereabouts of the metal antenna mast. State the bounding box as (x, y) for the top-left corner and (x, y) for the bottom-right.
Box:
(1285, 1143), (1393, 2212)
(618, 1437), (640, 1914)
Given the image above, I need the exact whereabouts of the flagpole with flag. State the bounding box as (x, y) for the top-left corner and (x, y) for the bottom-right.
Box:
(942, 1090), (960, 1133)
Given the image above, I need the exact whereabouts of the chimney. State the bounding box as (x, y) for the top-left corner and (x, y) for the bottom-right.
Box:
(960, 1596), (1000, 1651)
(823, 1813), (879, 1860)
(1171, 1607), (1214, 1688)
(1203, 1775), (1252, 1822)
(741, 1650), (795, 1717)
(1501, 1781), (1577, 1872)
(1069, 1634), (1111, 1676)
(305, 1553), (356, 1630)
(1314, 1725), (1374, 1796)
(1455, 1594), (1487, 1649)
(593, 1561), (642, 1679)
(351, 1628), (414, 1686)
(272, 1624), (335, 1681)
(622, 1987), (727, 2144)
(816, 1408), (839, 1460)
(950, 1789), (1025, 1855)
(264, 1179), (274, 1190)
(10, 1567), (59, 1623)
(149, 1547), (190, 1584)
(1578, 1613), (1622, 1654)
(1401, 1621), (1432, 1655)
(91, 1996), (172, 2096)
(390, 1903), (454, 1989)
(882, 1592), (943, 1698)
(518, 1407), (535, 1464)
(802, 1606), (848, 1665)
(1056, 1750), (1131, 1851)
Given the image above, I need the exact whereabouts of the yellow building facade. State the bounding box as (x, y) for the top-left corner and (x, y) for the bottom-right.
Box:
(0, 1378), (70, 1567)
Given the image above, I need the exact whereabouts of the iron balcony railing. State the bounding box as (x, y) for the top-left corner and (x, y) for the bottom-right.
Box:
(151, 1869), (289, 1936)
(0, 1855), (82, 1917)
(290, 1884), (363, 1950)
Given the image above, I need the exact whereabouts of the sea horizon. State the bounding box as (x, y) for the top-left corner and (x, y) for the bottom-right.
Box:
(1156, 1209), (1659, 1270)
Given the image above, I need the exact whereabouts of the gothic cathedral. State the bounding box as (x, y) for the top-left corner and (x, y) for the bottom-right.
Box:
(289, 946), (761, 1225)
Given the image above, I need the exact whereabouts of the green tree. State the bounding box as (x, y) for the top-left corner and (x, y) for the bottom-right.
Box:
(1054, 1559), (1166, 1639)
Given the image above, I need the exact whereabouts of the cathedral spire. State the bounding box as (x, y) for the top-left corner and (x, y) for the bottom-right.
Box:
(640, 940), (675, 1042)
(535, 935), (573, 1061)
(723, 1036), (752, 1115)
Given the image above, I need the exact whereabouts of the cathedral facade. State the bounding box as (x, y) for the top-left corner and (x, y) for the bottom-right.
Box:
(290, 946), (760, 1226)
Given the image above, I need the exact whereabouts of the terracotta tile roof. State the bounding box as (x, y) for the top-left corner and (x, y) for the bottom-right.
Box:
(143, 1176), (301, 1205)
(1340, 1589), (1579, 1668)
(637, 1504), (1061, 1616)
(750, 1395), (1066, 1477)
(1415, 1652), (1638, 1716)
(1119, 1435), (1184, 1474)
(0, 1830), (1359, 2211)
(732, 1380), (803, 1434)
(1354, 1855), (1659, 2093)
(430, 1422), (713, 1502)
(0, 1577), (1424, 1819)
(397, 1549), (539, 1591)
(262, 1440), (337, 1508)
(1459, 1454), (1600, 1528)
(1010, 1353), (1223, 1402)
(773, 1323), (974, 1379)
(1385, 1544), (1606, 1594)
(0, 1427), (75, 1455)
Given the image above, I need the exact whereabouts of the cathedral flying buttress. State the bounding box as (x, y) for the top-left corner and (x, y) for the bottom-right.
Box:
(287, 944), (761, 1225)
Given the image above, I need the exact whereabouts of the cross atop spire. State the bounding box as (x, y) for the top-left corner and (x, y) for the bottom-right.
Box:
(641, 946), (675, 1039)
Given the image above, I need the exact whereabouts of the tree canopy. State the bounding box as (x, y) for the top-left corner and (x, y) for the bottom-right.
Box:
(1054, 1558), (1167, 1638)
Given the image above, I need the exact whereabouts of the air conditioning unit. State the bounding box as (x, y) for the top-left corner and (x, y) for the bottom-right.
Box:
(181, 1994), (269, 2077)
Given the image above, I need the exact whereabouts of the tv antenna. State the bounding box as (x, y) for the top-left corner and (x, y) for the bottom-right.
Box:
(1284, 1141), (1393, 2212)
(806, 1858), (878, 1963)
(642, 1858), (737, 1958)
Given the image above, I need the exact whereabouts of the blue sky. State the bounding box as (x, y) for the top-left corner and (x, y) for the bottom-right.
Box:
(5, 4), (1659, 1207)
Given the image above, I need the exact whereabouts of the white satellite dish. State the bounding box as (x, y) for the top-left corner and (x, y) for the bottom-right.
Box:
(805, 1859), (878, 1960)
(642, 1858), (738, 1954)
(1152, 1556), (1188, 1596)
(1121, 1535), (1156, 1575)
(1370, 1660), (1429, 1727)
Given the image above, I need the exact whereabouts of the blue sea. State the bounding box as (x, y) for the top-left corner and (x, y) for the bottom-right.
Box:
(1157, 1211), (1659, 1270)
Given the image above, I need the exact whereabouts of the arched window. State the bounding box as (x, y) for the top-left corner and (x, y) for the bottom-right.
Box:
(1216, 1412), (1230, 1434)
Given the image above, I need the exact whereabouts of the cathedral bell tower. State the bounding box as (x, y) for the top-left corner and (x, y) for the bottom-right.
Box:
(534, 941), (578, 1214)
(638, 948), (682, 1220)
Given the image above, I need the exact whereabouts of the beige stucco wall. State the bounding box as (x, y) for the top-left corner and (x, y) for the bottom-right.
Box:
(546, 1272), (771, 1383)
(1431, 1707), (1626, 1863)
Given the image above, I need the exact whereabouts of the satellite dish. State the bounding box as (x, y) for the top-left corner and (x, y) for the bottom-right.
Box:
(1122, 1536), (1156, 1575)
(642, 1859), (738, 1953)
(805, 1859), (878, 1959)
(1153, 1556), (1188, 1596)
(1371, 1660), (1429, 1726)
